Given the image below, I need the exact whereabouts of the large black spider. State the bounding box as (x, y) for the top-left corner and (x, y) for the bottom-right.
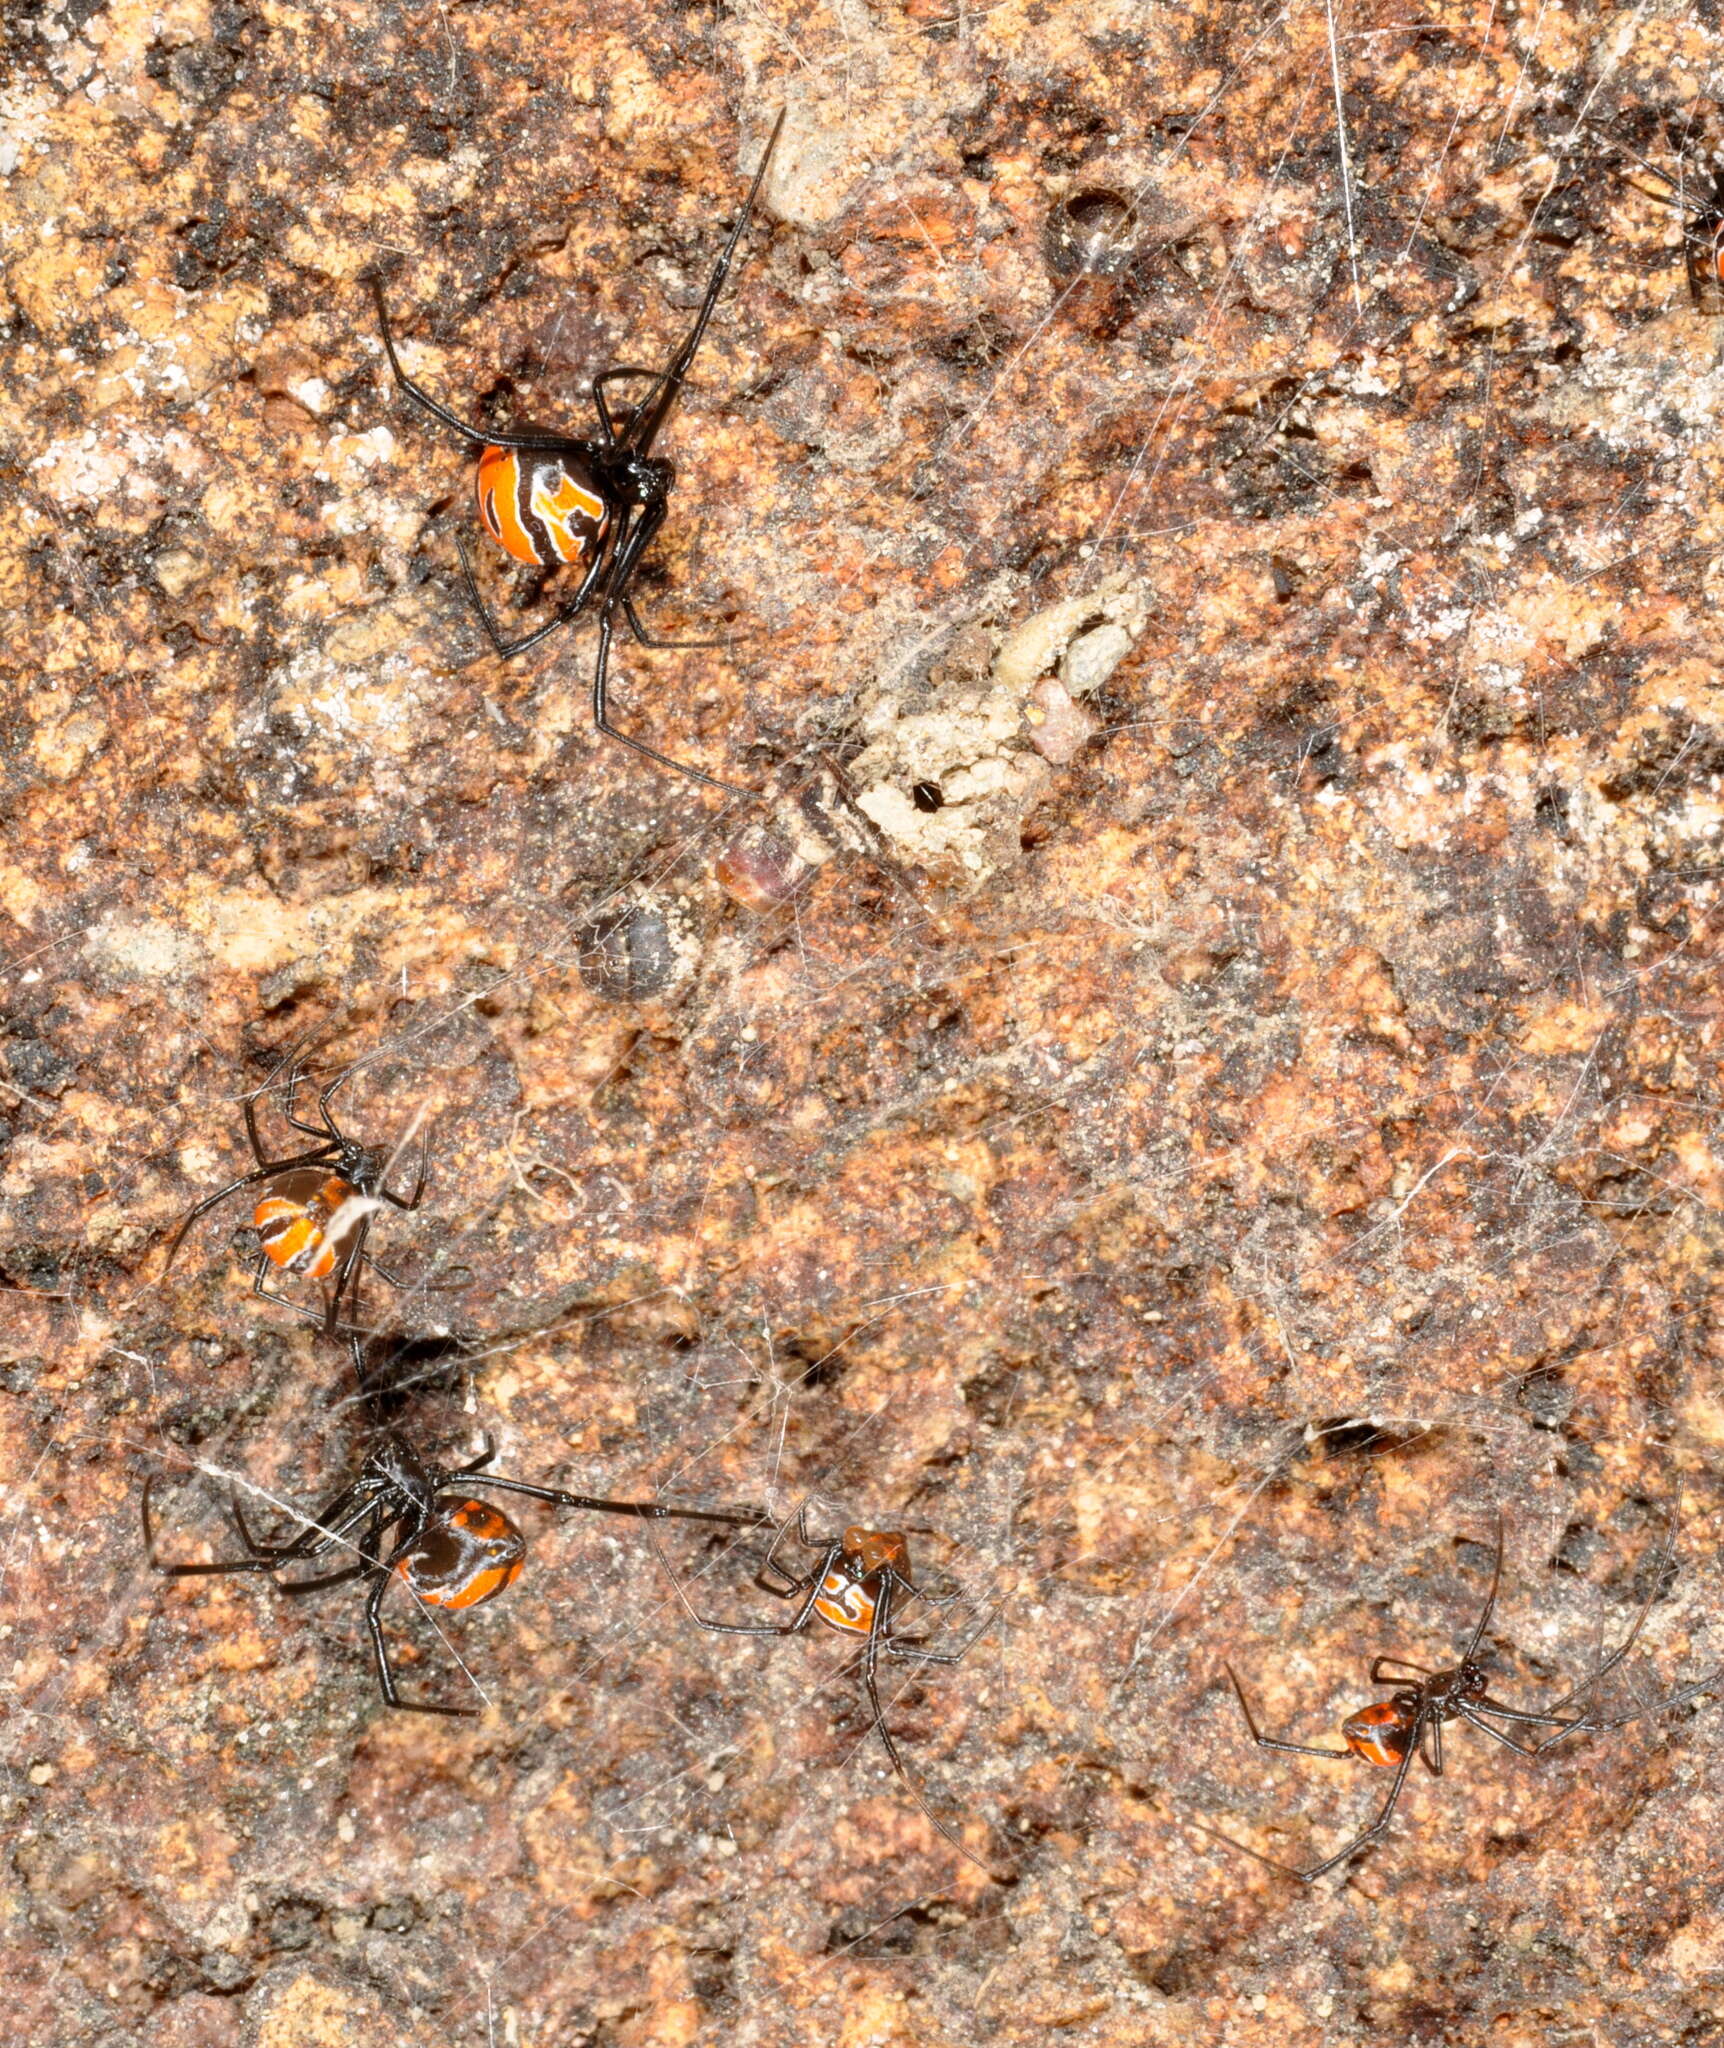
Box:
(371, 111), (785, 791)
(143, 1338), (773, 1716)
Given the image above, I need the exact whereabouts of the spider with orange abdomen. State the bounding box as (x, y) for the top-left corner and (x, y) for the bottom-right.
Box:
(160, 1042), (462, 1335)
(371, 111), (785, 791)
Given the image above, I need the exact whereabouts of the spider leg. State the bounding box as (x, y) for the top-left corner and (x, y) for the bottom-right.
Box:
(454, 532), (606, 663)
(1459, 1516), (1507, 1663)
(381, 1121), (429, 1211)
(1566, 1666), (1724, 1737)
(160, 1148), (339, 1274)
(1224, 1665), (1354, 1759)
(591, 366), (665, 444)
(364, 1561), (481, 1717)
(1370, 1656), (1434, 1682)
(1420, 1713), (1443, 1776)
(321, 1210), (377, 1334)
(459, 1472), (771, 1528)
(1457, 1703), (1561, 1757)
(1288, 1720), (1425, 1883)
(272, 1506), (395, 1595)
(248, 1249), (353, 1330)
(625, 109), (785, 459)
(882, 1605), (996, 1667)
(229, 1477), (377, 1565)
(653, 1529), (826, 1635)
(591, 594), (750, 793)
(143, 1473), (368, 1575)
(371, 278), (579, 454)
(621, 596), (730, 652)
(1470, 1692), (1585, 1729)
(859, 1578), (1002, 1879)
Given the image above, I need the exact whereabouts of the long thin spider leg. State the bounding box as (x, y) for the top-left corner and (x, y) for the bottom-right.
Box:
(457, 1474), (771, 1527)
(591, 365), (665, 444)
(1457, 1703), (1555, 1758)
(364, 1558), (480, 1718)
(861, 1578), (1004, 1880)
(454, 530), (610, 662)
(371, 277), (579, 453)
(1290, 1717), (1426, 1883)
(1369, 1656), (1434, 1682)
(649, 1521), (828, 1637)
(591, 588), (750, 793)
(1225, 1664), (1353, 1759)
(626, 109), (786, 459)
(1460, 1517), (1507, 1662)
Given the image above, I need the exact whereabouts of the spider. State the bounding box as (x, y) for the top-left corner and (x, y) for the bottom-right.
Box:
(161, 1041), (457, 1335)
(1612, 141), (1724, 311)
(143, 1338), (774, 1717)
(1203, 1520), (1702, 1883)
(371, 109), (786, 791)
(657, 1503), (1004, 1876)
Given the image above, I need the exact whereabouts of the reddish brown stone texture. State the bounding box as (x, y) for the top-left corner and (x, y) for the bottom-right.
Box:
(6, 0), (1724, 2042)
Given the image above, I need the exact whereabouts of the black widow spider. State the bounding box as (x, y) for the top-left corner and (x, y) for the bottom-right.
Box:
(142, 1336), (774, 1717)
(656, 1503), (1006, 1877)
(1203, 1520), (1712, 1883)
(160, 1039), (460, 1335)
(371, 110), (786, 792)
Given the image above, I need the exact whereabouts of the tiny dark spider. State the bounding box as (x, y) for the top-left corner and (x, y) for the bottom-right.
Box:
(160, 1039), (462, 1335)
(143, 1338), (774, 1717)
(371, 110), (785, 791)
(1202, 1520), (1711, 1883)
(657, 1503), (1005, 1877)
(1614, 145), (1724, 311)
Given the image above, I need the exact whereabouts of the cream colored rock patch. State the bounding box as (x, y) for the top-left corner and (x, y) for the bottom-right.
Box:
(850, 574), (1150, 883)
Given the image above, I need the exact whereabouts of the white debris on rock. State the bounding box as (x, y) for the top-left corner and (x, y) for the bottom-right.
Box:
(848, 574), (1151, 882)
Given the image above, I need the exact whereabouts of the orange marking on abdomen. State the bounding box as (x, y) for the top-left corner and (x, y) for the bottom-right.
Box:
(408, 1553), (524, 1611)
(813, 1569), (877, 1636)
(253, 1199), (337, 1279)
(1342, 1702), (1412, 1767)
(529, 464), (605, 564)
(477, 446), (542, 564)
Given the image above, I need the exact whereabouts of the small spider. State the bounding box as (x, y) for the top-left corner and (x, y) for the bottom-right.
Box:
(143, 1339), (773, 1717)
(161, 1041), (456, 1333)
(371, 110), (785, 791)
(1614, 143), (1724, 311)
(1203, 1520), (1702, 1883)
(658, 1504), (1004, 1876)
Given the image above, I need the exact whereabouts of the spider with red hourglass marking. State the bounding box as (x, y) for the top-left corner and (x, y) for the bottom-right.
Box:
(1199, 1519), (1716, 1883)
(656, 1503), (1007, 1877)
(370, 110), (786, 792)
(160, 1040), (465, 1335)
(142, 1336), (774, 1717)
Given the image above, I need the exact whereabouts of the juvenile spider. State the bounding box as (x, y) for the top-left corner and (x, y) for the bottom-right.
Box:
(371, 111), (785, 791)
(1614, 146), (1724, 311)
(657, 1504), (1004, 1876)
(143, 1338), (773, 1717)
(1204, 1520), (1705, 1883)
(160, 1041), (458, 1335)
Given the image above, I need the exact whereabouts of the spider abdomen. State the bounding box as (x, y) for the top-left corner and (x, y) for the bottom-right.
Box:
(813, 1567), (879, 1636)
(397, 1499), (526, 1611)
(476, 445), (609, 567)
(1342, 1700), (1416, 1767)
(253, 1170), (358, 1280)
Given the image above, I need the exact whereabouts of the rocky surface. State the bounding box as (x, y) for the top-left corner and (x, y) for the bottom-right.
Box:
(6, 1), (1724, 2043)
